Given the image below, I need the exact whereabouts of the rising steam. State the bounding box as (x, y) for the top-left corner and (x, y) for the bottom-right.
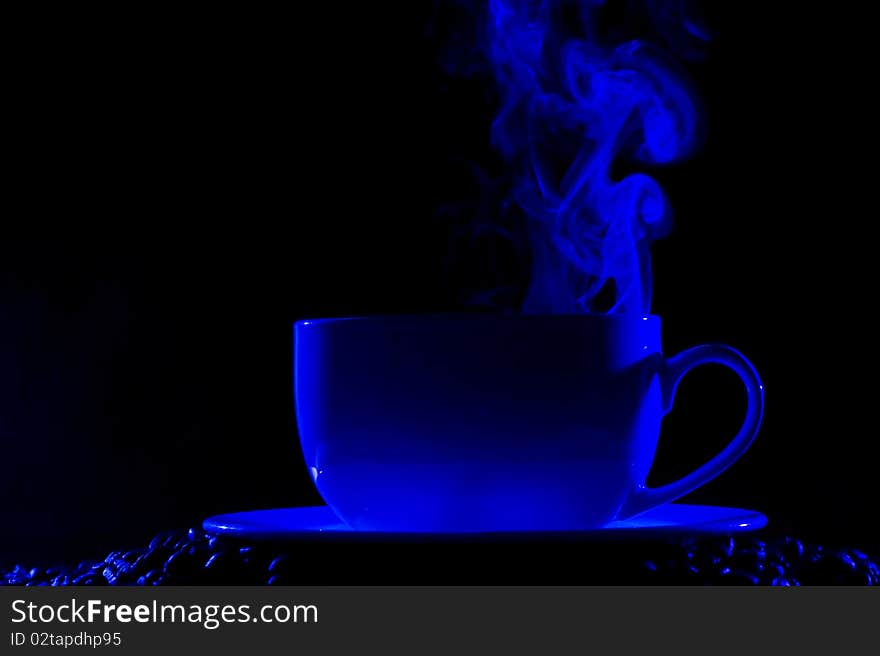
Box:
(439, 0), (704, 314)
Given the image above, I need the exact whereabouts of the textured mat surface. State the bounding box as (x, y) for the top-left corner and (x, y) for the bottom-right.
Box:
(3, 526), (879, 586)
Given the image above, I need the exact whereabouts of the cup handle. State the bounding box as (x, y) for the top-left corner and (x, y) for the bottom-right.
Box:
(619, 344), (765, 519)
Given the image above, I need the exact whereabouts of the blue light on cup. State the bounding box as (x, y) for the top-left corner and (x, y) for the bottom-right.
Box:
(294, 314), (763, 532)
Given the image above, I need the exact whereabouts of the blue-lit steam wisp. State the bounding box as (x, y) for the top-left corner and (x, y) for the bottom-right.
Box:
(466, 0), (703, 314)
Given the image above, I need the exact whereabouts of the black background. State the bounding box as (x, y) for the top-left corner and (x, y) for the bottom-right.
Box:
(2, 4), (876, 568)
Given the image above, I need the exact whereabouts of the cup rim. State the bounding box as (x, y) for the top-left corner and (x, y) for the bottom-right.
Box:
(294, 313), (658, 328)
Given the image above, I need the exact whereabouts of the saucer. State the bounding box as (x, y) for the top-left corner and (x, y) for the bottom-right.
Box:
(202, 504), (767, 541)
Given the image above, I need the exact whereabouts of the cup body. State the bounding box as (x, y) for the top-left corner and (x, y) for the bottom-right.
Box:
(294, 314), (666, 531)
